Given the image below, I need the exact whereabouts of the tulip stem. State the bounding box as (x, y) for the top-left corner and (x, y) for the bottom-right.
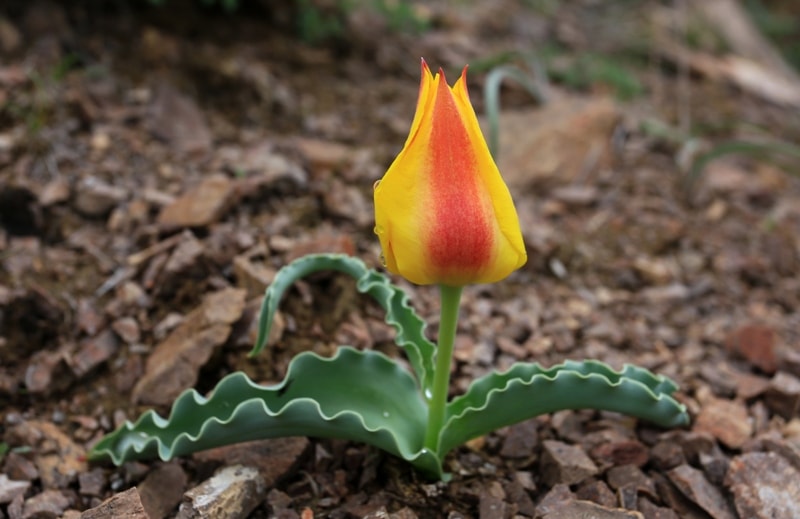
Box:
(424, 284), (463, 453)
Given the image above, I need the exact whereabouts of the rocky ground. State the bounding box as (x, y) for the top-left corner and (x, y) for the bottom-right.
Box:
(2, 0), (800, 518)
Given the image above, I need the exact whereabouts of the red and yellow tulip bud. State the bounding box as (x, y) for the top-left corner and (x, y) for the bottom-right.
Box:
(374, 60), (526, 286)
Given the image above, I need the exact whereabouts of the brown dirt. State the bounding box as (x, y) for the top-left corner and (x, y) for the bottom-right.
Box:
(2, 1), (800, 518)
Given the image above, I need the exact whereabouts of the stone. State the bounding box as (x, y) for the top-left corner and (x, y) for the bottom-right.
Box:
(590, 439), (649, 468)
(112, 317), (141, 344)
(133, 287), (246, 405)
(693, 397), (752, 449)
(725, 324), (778, 374)
(69, 328), (119, 378)
(534, 484), (574, 518)
(21, 489), (70, 518)
(77, 468), (106, 497)
(176, 465), (266, 519)
(606, 464), (657, 500)
(575, 479), (617, 508)
(72, 176), (127, 217)
(3, 452), (38, 481)
(138, 462), (187, 519)
(540, 500), (644, 519)
(540, 440), (599, 486)
(148, 83), (212, 155)
(5, 420), (87, 489)
(667, 464), (736, 519)
(158, 174), (236, 228)
(80, 487), (149, 519)
(499, 419), (538, 459)
(764, 372), (800, 419)
(490, 96), (620, 188)
(725, 451), (800, 519)
(0, 474), (29, 504)
(193, 437), (310, 487)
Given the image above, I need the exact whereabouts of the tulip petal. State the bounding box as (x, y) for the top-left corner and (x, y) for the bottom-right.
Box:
(374, 61), (526, 286)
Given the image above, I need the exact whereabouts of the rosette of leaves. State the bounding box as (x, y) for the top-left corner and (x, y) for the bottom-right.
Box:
(90, 254), (688, 480)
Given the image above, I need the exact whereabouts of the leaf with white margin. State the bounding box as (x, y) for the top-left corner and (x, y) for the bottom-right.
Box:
(437, 359), (688, 456)
(89, 347), (444, 478)
(251, 253), (435, 397)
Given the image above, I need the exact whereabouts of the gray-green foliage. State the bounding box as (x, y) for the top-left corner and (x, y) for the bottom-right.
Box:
(91, 254), (688, 479)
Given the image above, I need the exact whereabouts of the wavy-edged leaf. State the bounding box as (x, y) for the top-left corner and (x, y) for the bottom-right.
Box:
(90, 347), (443, 478)
(250, 253), (435, 394)
(438, 360), (688, 455)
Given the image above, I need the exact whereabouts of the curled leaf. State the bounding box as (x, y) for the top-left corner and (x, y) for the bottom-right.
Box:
(250, 253), (435, 395)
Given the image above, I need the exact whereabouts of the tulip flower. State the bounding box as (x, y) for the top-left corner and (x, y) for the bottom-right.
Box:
(374, 59), (526, 287)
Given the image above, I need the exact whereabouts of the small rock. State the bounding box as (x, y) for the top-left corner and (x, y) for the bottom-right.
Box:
(764, 372), (800, 419)
(540, 440), (599, 486)
(76, 298), (105, 336)
(590, 439), (649, 468)
(78, 468), (106, 497)
(72, 176), (127, 217)
(24, 349), (71, 394)
(80, 487), (148, 519)
(725, 451), (800, 519)
(21, 489), (70, 518)
(725, 324), (778, 374)
(0, 474), (30, 504)
(534, 484), (575, 518)
(606, 464), (657, 500)
(193, 437), (309, 488)
(148, 84), (212, 155)
(138, 462), (187, 519)
(493, 96), (620, 188)
(576, 479), (617, 508)
(322, 178), (372, 227)
(176, 465), (266, 519)
(540, 499), (644, 519)
(233, 253), (276, 298)
(637, 497), (680, 519)
(111, 317), (141, 344)
(69, 328), (119, 378)
(133, 287), (246, 405)
(552, 185), (598, 206)
(3, 452), (38, 481)
(693, 397), (752, 449)
(238, 141), (308, 187)
(499, 419), (538, 459)
(5, 420), (86, 489)
(667, 464), (736, 519)
(158, 174), (236, 228)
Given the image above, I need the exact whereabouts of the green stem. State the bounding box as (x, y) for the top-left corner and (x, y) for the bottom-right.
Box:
(424, 285), (463, 453)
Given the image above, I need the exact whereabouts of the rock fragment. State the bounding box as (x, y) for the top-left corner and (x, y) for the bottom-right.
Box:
(667, 464), (736, 519)
(693, 397), (752, 449)
(176, 465), (265, 519)
(540, 440), (599, 486)
(540, 499), (644, 519)
(138, 462), (187, 519)
(149, 84), (212, 155)
(21, 488), (70, 518)
(72, 176), (127, 217)
(764, 372), (800, 419)
(132, 287), (246, 405)
(725, 451), (800, 519)
(193, 437), (310, 488)
(80, 487), (149, 519)
(0, 474), (30, 504)
(158, 174), (236, 228)
(725, 324), (779, 374)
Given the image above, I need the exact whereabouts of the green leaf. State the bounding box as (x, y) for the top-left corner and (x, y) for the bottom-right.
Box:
(438, 360), (688, 455)
(250, 253), (435, 396)
(89, 347), (444, 478)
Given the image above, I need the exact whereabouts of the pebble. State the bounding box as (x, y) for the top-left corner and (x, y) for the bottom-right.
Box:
(72, 176), (127, 217)
(724, 324), (778, 374)
(80, 487), (148, 519)
(176, 465), (265, 519)
(667, 464), (736, 519)
(540, 499), (644, 518)
(0, 474), (30, 504)
(540, 440), (598, 486)
(693, 397), (752, 449)
(725, 451), (800, 519)
(148, 83), (212, 155)
(138, 462), (187, 519)
(132, 287), (246, 405)
(158, 174), (236, 228)
(69, 328), (119, 378)
(21, 489), (70, 518)
(764, 371), (800, 419)
(193, 437), (310, 488)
